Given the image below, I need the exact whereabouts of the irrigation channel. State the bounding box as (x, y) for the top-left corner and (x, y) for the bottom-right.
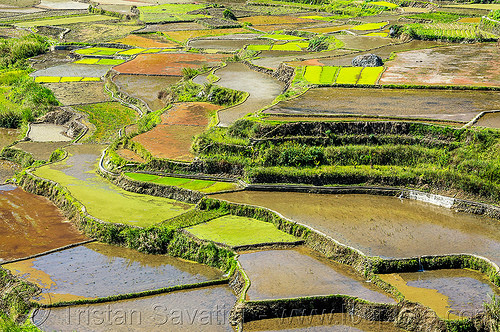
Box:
(1, 6), (500, 331)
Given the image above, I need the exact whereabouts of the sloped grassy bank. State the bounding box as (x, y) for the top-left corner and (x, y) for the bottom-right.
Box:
(192, 119), (500, 204)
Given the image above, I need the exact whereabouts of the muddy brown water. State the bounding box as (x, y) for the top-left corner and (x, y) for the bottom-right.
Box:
(113, 74), (179, 111)
(243, 313), (405, 331)
(4, 242), (222, 303)
(0, 184), (87, 262)
(213, 192), (500, 266)
(212, 63), (284, 126)
(238, 247), (395, 303)
(474, 112), (500, 129)
(33, 285), (237, 331)
(11, 141), (68, 160)
(380, 269), (500, 319)
(265, 87), (500, 122)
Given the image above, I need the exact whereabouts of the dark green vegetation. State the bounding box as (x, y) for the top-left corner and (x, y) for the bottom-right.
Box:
(0, 267), (39, 324)
(406, 11), (471, 23)
(160, 80), (246, 106)
(194, 120), (500, 203)
(0, 35), (48, 69)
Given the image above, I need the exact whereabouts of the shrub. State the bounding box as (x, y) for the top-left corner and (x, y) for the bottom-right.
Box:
(307, 35), (329, 51)
(0, 34), (48, 69)
(223, 8), (236, 20)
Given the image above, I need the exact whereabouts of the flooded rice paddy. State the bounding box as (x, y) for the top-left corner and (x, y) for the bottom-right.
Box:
(380, 43), (500, 87)
(0, 184), (87, 262)
(113, 74), (179, 111)
(33, 144), (193, 226)
(210, 62), (283, 126)
(188, 38), (269, 51)
(3, 242), (223, 303)
(28, 124), (71, 142)
(213, 192), (500, 265)
(238, 247), (395, 303)
(33, 285), (237, 331)
(265, 87), (500, 122)
(31, 63), (112, 78)
(243, 313), (405, 331)
(474, 112), (500, 129)
(379, 269), (500, 319)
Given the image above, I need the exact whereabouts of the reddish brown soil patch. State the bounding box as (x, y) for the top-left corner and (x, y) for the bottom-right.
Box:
(116, 148), (145, 162)
(113, 53), (229, 76)
(132, 102), (222, 161)
(0, 186), (88, 261)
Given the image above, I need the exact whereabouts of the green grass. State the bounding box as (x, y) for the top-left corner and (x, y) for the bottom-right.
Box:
(335, 66), (363, 84)
(405, 23), (497, 42)
(138, 4), (207, 23)
(406, 12), (470, 23)
(124, 172), (239, 193)
(261, 34), (306, 41)
(351, 22), (388, 31)
(300, 15), (334, 21)
(16, 15), (116, 28)
(34, 159), (193, 226)
(369, 1), (398, 9)
(185, 215), (299, 246)
(74, 58), (99, 64)
(357, 66), (384, 85)
(319, 66), (339, 84)
(303, 66), (322, 84)
(75, 102), (137, 143)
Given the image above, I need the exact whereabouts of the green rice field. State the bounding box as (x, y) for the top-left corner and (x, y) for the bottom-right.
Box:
(185, 215), (299, 246)
(15, 15), (116, 28)
(303, 66), (382, 85)
(138, 4), (207, 23)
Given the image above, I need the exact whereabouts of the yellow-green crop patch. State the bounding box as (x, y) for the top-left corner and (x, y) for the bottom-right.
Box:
(271, 42), (308, 51)
(335, 67), (363, 84)
(81, 77), (101, 82)
(138, 4), (207, 23)
(60, 77), (82, 82)
(303, 66), (339, 84)
(364, 32), (388, 37)
(299, 15), (334, 21)
(357, 66), (384, 84)
(369, 1), (398, 9)
(34, 76), (60, 83)
(117, 48), (146, 55)
(74, 58), (99, 65)
(74, 47), (123, 56)
(74, 58), (125, 65)
(34, 76), (101, 83)
(351, 22), (388, 31)
(185, 215), (299, 246)
(15, 15), (116, 28)
(124, 173), (239, 193)
(261, 34), (306, 41)
(247, 44), (272, 51)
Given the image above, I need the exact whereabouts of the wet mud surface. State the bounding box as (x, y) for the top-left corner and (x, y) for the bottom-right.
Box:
(4, 242), (223, 303)
(238, 247), (395, 303)
(0, 185), (87, 262)
(45, 82), (111, 105)
(265, 87), (500, 122)
(380, 269), (500, 319)
(33, 285), (237, 331)
(28, 123), (71, 142)
(133, 102), (221, 161)
(474, 112), (500, 129)
(12, 141), (68, 160)
(113, 74), (180, 111)
(214, 192), (500, 265)
(380, 43), (500, 87)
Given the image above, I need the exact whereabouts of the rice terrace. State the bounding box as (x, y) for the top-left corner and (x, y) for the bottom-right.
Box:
(0, 0), (500, 330)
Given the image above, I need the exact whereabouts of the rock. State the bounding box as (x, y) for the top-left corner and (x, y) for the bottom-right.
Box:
(352, 53), (383, 67)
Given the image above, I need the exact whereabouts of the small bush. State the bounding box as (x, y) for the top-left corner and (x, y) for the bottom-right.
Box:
(307, 35), (329, 52)
(223, 8), (236, 20)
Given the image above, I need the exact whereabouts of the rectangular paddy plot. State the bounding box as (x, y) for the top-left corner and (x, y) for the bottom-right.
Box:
(33, 144), (192, 226)
(265, 87), (500, 122)
(213, 192), (500, 266)
(33, 285), (236, 331)
(303, 66), (384, 85)
(3, 242), (223, 304)
(124, 173), (239, 193)
(379, 269), (500, 319)
(244, 313), (405, 331)
(133, 102), (222, 161)
(163, 28), (250, 43)
(31, 63), (111, 79)
(114, 34), (179, 48)
(0, 184), (87, 262)
(380, 43), (500, 87)
(238, 247), (395, 302)
(15, 14), (116, 27)
(27, 123), (71, 142)
(112, 53), (228, 76)
(474, 112), (500, 129)
(138, 3), (207, 23)
(113, 74), (180, 111)
(44, 82), (111, 105)
(209, 62), (284, 126)
(185, 215), (299, 246)
(11, 141), (68, 160)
